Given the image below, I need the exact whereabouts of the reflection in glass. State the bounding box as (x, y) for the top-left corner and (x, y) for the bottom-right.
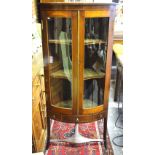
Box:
(48, 17), (72, 108)
(84, 18), (109, 108)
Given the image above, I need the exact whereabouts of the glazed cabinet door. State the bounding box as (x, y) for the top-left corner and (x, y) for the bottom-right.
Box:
(41, 11), (78, 117)
(78, 10), (112, 116)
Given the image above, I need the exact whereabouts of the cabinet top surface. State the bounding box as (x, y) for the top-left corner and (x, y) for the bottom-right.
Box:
(40, 2), (116, 6)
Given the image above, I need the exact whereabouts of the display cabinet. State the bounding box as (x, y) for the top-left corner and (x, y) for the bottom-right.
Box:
(40, 2), (116, 149)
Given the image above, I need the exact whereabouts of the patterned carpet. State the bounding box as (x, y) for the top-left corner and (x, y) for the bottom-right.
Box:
(46, 120), (113, 155)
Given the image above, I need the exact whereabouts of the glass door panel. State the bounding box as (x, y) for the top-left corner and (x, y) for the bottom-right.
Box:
(47, 17), (72, 109)
(83, 17), (109, 109)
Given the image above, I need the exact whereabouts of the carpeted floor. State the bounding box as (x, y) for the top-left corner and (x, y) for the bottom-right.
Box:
(46, 120), (113, 155)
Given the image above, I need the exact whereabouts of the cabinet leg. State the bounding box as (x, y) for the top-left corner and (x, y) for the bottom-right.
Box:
(104, 118), (107, 149)
(45, 117), (50, 150)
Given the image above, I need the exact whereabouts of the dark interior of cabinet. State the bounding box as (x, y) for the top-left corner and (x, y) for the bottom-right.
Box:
(84, 17), (109, 107)
(48, 18), (72, 40)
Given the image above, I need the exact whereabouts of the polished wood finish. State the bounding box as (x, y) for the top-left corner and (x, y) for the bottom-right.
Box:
(41, 0), (65, 2)
(40, 2), (116, 149)
(103, 5), (116, 112)
(71, 11), (78, 115)
(78, 10), (85, 117)
(85, 10), (110, 17)
(40, 2), (116, 122)
(40, 2), (116, 11)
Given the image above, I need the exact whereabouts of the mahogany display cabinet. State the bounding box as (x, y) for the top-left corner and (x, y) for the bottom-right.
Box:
(40, 2), (116, 149)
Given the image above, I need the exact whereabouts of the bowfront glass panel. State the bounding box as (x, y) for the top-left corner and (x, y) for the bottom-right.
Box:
(83, 17), (109, 109)
(47, 17), (72, 109)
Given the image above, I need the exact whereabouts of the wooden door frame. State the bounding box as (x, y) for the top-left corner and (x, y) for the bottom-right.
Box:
(41, 10), (78, 117)
(78, 7), (116, 115)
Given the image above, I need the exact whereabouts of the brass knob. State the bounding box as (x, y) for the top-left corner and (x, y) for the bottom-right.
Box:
(76, 118), (79, 123)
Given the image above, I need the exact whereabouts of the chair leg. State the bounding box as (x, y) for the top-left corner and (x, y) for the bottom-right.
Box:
(104, 117), (107, 149)
(114, 67), (120, 102)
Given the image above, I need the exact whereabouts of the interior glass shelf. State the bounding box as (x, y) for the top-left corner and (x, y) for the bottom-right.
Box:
(51, 68), (105, 80)
(48, 39), (71, 45)
(48, 39), (106, 45)
(84, 39), (106, 45)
